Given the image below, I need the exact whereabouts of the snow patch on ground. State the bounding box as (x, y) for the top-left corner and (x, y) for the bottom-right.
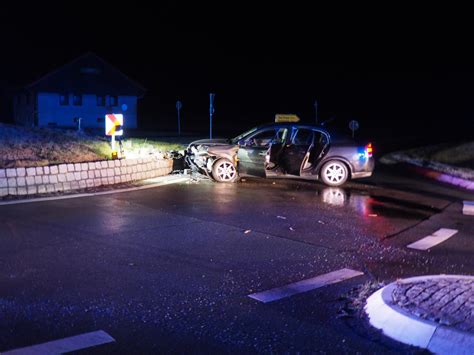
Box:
(381, 142), (474, 181)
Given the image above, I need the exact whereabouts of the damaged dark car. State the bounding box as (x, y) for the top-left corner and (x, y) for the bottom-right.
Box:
(185, 123), (374, 187)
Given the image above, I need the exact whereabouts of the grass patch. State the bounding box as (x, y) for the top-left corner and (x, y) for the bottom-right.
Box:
(0, 123), (187, 168)
(122, 138), (186, 153)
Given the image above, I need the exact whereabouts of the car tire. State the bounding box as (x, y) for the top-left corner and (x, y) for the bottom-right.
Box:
(320, 160), (349, 186)
(212, 158), (239, 183)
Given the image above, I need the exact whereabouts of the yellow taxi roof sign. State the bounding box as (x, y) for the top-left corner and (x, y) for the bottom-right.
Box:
(275, 114), (300, 123)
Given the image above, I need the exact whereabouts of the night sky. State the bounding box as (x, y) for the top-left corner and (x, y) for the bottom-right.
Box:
(1, 3), (473, 145)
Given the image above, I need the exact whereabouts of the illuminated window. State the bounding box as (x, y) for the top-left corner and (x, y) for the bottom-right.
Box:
(73, 94), (82, 106)
(109, 95), (118, 106)
(97, 95), (106, 106)
(59, 94), (69, 106)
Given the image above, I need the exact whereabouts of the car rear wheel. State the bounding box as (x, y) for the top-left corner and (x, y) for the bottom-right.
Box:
(320, 160), (349, 186)
(212, 158), (238, 183)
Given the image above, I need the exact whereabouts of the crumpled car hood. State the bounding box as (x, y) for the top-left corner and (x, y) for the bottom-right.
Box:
(207, 144), (239, 156)
(187, 138), (230, 147)
(186, 138), (238, 159)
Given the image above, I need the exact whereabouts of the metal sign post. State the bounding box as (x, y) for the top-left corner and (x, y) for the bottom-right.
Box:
(314, 100), (318, 124)
(76, 117), (82, 131)
(209, 93), (215, 139)
(176, 100), (182, 136)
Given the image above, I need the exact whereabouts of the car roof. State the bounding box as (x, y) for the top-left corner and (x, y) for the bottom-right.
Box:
(254, 122), (330, 134)
(241, 123), (364, 145)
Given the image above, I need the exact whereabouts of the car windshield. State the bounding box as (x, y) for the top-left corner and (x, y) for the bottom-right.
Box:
(230, 126), (258, 144)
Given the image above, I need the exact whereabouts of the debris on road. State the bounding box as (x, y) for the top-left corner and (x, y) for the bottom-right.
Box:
(277, 215), (287, 220)
(244, 229), (252, 234)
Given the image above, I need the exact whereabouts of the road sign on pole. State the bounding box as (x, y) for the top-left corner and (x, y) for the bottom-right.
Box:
(105, 114), (124, 136)
(105, 113), (124, 152)
(349, 120), (359, 138)
(209, 93), (215, 139)
(176, 100), (182, 136)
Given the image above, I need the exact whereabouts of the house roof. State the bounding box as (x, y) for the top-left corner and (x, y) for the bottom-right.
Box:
(26, 52), (146, 97)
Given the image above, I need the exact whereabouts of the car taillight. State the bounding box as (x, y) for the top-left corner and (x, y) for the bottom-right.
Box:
(365, 143), (373, 158)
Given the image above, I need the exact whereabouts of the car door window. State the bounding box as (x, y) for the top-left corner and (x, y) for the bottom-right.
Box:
(313, 130), (328, 145)
(248, 129), (277, 147)
(292, 129), (314, 146)
(309, 130), (329, 164)
(273, 128), (288, 144)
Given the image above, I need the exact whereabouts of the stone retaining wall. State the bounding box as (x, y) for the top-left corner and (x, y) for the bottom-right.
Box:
(0, 157), (173, 197)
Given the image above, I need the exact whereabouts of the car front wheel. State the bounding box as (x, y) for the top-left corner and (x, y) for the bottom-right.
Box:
(212, 158), (239, 183)
(320, 160), (349, 186)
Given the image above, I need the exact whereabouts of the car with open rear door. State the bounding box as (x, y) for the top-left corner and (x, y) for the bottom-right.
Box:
(185, 115), (374, 187)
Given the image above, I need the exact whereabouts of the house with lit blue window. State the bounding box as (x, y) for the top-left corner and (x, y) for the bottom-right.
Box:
(13, 52), (146, 129)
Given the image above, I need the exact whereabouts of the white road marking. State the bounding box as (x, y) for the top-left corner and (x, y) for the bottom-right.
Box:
(463, 201), (474, 215)
(3, 330), (115, 354)
(407, 228), (458, 250)
(248, 268), (364, 303)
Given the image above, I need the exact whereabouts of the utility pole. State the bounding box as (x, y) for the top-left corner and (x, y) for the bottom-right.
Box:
(209, 93), (215, 139)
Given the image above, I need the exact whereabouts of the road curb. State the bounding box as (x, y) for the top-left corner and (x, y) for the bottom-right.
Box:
(365, 275), (474, 354)
(0, 175), (189, 206)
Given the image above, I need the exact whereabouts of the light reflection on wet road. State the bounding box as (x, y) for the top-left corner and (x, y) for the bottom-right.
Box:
(150, 177), (444, 245)
(0, 173), (466, 354)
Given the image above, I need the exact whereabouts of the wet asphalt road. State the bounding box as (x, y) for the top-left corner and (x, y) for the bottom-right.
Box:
(1, 166), (474, 353)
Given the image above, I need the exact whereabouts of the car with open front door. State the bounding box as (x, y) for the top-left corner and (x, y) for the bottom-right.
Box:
(185, 116), (374, 186)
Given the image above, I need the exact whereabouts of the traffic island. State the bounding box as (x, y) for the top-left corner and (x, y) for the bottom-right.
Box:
(365, 275), (474, 354)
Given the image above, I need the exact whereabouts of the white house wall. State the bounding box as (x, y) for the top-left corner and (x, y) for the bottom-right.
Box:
(37, 93), (138, 129)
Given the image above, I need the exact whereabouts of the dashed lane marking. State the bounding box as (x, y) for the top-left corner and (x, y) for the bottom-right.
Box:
(463, 201), (474, 215)
(2, 330), (115, 354)
(407, 228), (458, 250)
(248, 268), (364, 303)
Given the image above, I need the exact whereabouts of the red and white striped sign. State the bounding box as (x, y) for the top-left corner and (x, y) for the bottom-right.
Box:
(105, 114), (123, 136)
